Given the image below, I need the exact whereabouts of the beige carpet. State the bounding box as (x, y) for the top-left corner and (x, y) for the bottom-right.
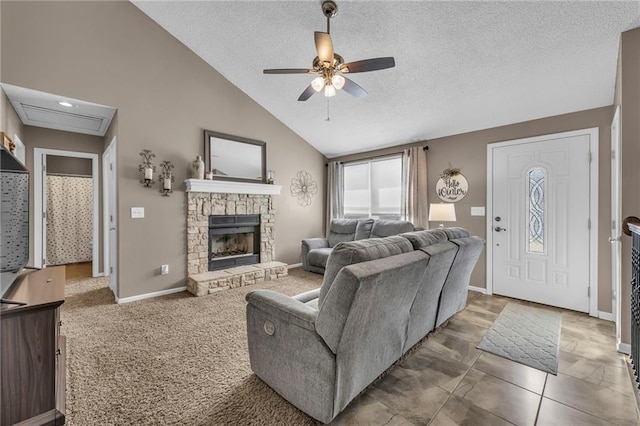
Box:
(62, 269), (322, 425)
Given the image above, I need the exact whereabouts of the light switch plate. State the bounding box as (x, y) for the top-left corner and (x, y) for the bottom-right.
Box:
(131, 207), (145, 219)
(471, 207), (485, 216)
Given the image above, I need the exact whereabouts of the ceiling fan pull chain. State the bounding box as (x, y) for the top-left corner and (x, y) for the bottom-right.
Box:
(326, 99), (330, 121)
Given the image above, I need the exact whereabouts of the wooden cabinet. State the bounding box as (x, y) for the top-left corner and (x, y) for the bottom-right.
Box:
(1, 267), (66, 425)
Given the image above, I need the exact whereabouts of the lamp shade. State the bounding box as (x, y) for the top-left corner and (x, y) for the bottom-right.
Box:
(429, 203), (456, 222)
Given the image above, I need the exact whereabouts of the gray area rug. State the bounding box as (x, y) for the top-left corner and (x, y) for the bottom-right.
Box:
(477, 302), (562, 374)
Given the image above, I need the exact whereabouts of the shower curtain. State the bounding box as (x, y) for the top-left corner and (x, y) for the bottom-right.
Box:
(46, 175), (93, 266)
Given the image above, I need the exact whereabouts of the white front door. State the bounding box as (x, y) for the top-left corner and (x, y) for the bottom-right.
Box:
(491, 133), (592, 312)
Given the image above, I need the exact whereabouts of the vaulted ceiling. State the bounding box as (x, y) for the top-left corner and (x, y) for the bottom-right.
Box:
(133, 1), (640, 158)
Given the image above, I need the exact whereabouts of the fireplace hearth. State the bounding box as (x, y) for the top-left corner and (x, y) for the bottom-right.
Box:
(208, 214), (260, 271)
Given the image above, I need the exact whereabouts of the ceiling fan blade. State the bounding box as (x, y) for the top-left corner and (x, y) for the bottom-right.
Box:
(263, 68), (316, 74)
(341, 57), (395, 73)
(314, 31), (334, 64)
(342, 77), (367, 99)
(298, 84), (317, 102)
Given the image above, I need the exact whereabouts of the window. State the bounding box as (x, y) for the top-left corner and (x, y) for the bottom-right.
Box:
(343, 155), (403, 220)
(528, 167), (545, 253)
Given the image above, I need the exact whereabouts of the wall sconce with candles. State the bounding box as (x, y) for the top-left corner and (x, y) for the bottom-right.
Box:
(158, 160), (175, 196)
(138, 149), (156, 187)
(429, 203), (456, 228)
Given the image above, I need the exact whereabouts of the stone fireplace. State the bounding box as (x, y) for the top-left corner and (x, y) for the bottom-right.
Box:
(185, 180), (287, 297)
(187, 191), (275, 275)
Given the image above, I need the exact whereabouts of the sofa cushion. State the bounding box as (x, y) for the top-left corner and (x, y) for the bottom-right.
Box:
(319, 236), (414, 306)
(354, 218), (374, 240)
(307, 248), (333, 269)
(370, 220), (414, 238)
(327, 219), (359, 247)
(443, 227), (470, 239)
(400, 229), (448, 249)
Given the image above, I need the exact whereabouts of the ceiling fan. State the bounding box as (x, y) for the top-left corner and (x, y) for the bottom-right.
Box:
(263, 0), (395, 101)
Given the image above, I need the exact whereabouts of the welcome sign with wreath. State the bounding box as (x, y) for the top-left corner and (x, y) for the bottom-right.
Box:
(436, 166), (468, 202)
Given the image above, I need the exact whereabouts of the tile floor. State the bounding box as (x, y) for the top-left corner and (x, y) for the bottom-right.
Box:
(330, 292), (640, 426)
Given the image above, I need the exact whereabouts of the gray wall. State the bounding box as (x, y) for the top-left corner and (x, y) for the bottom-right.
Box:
(22, 126), (104, 272)
(1, 1), (326, 298)
(333, 106), (614, 314)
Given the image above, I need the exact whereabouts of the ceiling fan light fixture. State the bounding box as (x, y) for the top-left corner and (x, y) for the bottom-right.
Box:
(311, 76), (325, 92)
(332, 74), (345, 90)
(324, 84), (336, 97)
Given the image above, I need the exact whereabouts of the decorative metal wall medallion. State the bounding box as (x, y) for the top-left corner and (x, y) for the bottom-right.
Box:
(436, 167), (468, 202)
(290, 171), (318, 207)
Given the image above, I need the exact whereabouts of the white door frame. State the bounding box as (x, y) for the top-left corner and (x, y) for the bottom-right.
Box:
(486, 128), (599, 317)
(102, 137), (118, 295)
(611, 107), (624, 349)
(34, 148), (101, 277)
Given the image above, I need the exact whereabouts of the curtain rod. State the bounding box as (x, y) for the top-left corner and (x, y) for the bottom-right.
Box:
(325, 145), (428, 166)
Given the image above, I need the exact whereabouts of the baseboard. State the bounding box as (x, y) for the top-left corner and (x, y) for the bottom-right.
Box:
(116, 286), (187, 304)
(468, 285), (487, 294)
(598, 311), (614, 322)
(618, 342), (631, 355)
(288, 263), (303, 269)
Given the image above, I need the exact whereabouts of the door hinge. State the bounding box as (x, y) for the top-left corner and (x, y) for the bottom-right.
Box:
(42, 164), (46, 172)
(110, 266), (113, 274)
(612, 219), (616, 230)
(611, 150), (616, 160)
(110, 163), (113, 171)
(588, 218), (591, 230)
(588, 287), (591, 297)
(43, 211), (46, 220)
(588, 152), (592, 163)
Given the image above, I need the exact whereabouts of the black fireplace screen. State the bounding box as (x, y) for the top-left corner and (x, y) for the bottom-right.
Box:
(208, 215), (260, 271)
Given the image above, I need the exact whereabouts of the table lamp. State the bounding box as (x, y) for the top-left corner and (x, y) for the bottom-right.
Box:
(429, 203), (456, 228)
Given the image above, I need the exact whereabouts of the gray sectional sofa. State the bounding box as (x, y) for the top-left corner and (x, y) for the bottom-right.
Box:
(301, 218), (415, 274)
(246, 227), (484, 423)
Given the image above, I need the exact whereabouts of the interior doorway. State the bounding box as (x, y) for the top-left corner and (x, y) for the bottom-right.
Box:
(486, 128), (599, 316)
(34, 148), (100, 277)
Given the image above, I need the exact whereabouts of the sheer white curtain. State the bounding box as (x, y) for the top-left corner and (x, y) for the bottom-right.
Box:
(403, 147), (429, 229)
(46, 175), (93, 265)
(326, 161), (344, 235)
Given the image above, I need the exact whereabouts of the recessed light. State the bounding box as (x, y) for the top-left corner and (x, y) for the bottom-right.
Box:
(58, 101), (73, 107)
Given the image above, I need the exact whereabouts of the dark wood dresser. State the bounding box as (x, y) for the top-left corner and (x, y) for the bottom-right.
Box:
(631, 223), (640, 396)
(1, 267), (66, 425)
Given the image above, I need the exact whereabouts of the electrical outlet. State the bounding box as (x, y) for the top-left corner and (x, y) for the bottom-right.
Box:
(161, 264), (169, 275)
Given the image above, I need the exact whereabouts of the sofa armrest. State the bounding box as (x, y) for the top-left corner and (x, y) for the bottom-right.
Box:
(301, 238), (330, 270)
(293, 288), (321, 303)
(246, 289), (336, 423)
(246, 290), (317, 331)
(302, 238), (330, 250)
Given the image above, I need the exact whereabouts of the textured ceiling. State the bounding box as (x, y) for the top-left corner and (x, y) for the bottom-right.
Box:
(133, 1), (640, 158)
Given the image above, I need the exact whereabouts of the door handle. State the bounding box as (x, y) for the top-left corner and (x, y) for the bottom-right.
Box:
(609, 236), (621, 243)
(494, 227), (507, 232)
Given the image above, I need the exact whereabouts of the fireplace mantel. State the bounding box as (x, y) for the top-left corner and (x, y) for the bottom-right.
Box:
(185, 179), (282, 195)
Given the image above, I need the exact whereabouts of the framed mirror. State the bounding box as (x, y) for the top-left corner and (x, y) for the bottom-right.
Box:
(204, 130), (266, 183)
